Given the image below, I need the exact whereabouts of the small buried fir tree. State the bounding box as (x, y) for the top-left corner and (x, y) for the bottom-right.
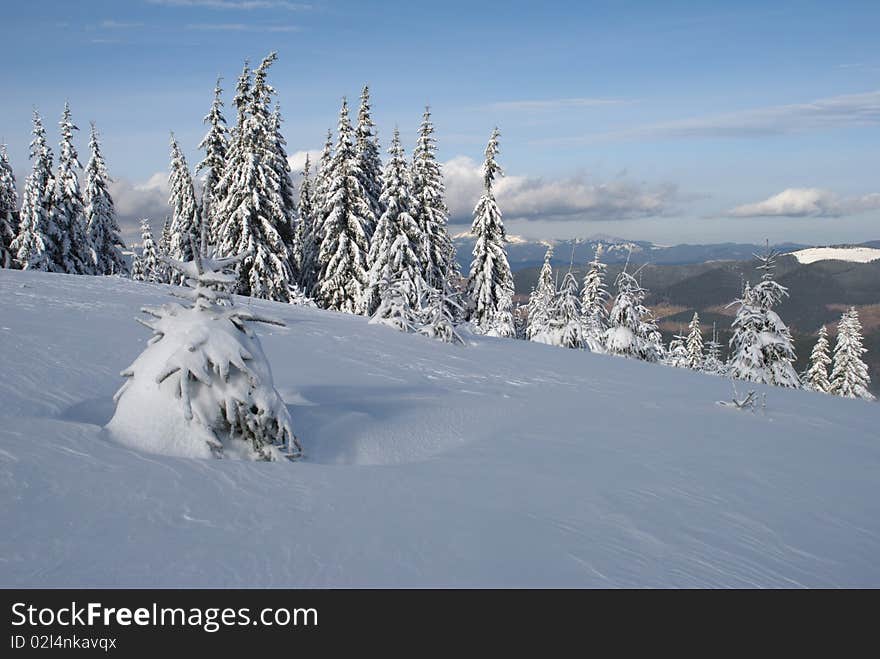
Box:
(107, 245), (301, 461)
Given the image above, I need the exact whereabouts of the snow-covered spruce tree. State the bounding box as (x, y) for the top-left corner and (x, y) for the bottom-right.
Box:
(551, 269), (583, 348)
(665, 333), (689, 368)
(355, 85), (382, 241)
(412, 106), (457, 291)
(84, 123), (126, 275)
(54, 102), (92, 274)
(196, 77), (229, 250)
(467, 127), (514, 336)
(485, 288), (516, 339)
(157, 216), (172, 283)
(295, 154), (317, 293)
(11, 111), (57, 271)
(418, 280), (464, 345)
(369, 272), (419, 333)
(315, 98), (372, 313)
(167, 134), (200, 283)
(0, 144), (18, 268)
(703, 323), (726, 376)
(829, 308), (874, 400)
(214, 54), (294, 302)
(685, 311), (704, 371)
(364, 128), (425, 316)
(580, 244), (609, 353)
(526, 246), (556, 343)
(130, 254), (145, 282)
(604, 269), (661, 362)
(727, 250), (800, 388)
(269, 103), (298, 264)
(107, 247), (302, 461)
(139, 219), (164, 283)
(804, 325), (832, 393)
(307, 129), (334, 297)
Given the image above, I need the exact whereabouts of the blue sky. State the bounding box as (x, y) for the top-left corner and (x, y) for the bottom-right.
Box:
(2, 0), (880, 245)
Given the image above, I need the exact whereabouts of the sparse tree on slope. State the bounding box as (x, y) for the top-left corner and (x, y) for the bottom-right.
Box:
(315, 98), (372, 313)
(364, 128), (425, 316)
(727, 250), (800, 388)
(12, 111), (57, 271)
(196, 77), (229, 249)
(551, 269), (584, 348)
(54, 102), (92, 274)
(804, 325), (832, 393)
(418, 281), (464, 345)
(84, 123), (126, 275)
(467, 127), (514, 336)
(829, 308), (874, 400)
(604, 269), (661, 362)
(580, 245), (609, 352)
(526, 246), (555, 343)
(355, 85), (382, 240)
(412, 106), (456, 290)
(167, 134), (200, 281)
(214, 54), (294, 302)
(685, 311), (704, 371)
(0, 145), (18, 268)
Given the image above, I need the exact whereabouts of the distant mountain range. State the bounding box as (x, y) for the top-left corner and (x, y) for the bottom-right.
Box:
(452, 233), (816, 271)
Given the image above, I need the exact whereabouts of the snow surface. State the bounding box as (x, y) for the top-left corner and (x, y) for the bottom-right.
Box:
(789, 246), (880, 264)
(1, 269), (880, 587)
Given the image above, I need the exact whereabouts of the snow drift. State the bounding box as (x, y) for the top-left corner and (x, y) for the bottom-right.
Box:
(1, 269), (880, 587)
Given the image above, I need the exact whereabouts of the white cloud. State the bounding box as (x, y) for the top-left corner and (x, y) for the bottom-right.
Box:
(442, 156), (677, 223)
(287, 149), (320, 173)
(545, 90), (880, 144)
(487, 98), (629, 112)
(110, 173), (170, 241)
(148, 0), (311, 10)
(728, 187), (880, 218)
(186, 23), (299, 31)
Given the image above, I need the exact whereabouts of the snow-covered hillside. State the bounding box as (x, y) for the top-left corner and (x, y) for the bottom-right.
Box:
(789, 246), (880, 264)
(2, 269), (879, 587)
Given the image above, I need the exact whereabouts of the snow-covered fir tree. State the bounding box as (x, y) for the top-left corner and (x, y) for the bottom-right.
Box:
(139, 219), (164, 283)
(130, 254), (145, 282)
(526, 246), (555, 343)
(369, 272), (418, 333)
(157, 216), (172, 283)
(354, 85), (382, 240)
(108, 247), (302, 461)
(467, 127), (514, 336)
(665, 333), (689, 368)
(685, 312), (704, 371)
(580, 245), (609, 352)
(11, 111), (57, 271)
(727, 250), (800, 388)
(551, 269), (583, 348)
(829, 307), (874, 400)
(295, 154), (317, 292)
(0, 144), (18, 268)
(214, 54), (294, 302)
(269, 102), (298, 266)
(804, 325), (832, 393)
(315, 98), (372, 313)
(84, 123), (126, 275)
(167, 134), (200, 281)
(54, 102), (92, 274)
(411, 106), (456, 290)
(417, 281), (464, 345)
(604, 269), (661, 362)
(307, 129), (334, 296)
(196, 77), (229, 249)
(485, 288), (516, 339)
(703, 323), (726, 376)
(364, 128), (425, 316)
